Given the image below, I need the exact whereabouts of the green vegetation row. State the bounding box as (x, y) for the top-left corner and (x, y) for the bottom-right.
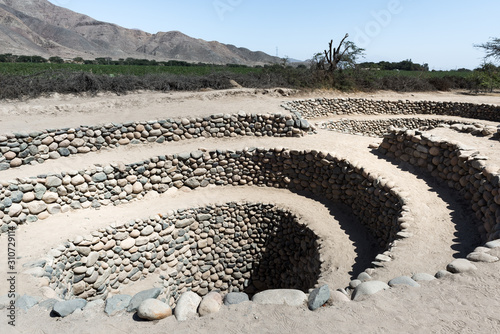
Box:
(0, 54), (498, 100)
(0, 62), (261, 76)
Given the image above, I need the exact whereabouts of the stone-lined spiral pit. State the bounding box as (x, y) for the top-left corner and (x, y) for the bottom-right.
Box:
(22, 145), (409, 308)
(43, 202), (320, 303)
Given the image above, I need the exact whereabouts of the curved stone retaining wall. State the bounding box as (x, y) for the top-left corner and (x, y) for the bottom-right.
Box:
(283, 98), (500, 121)
(45, 202), (321, 304)
(0, 112), (312, 170)
(379, 129), (500, 241)
(1, 148), (405, 244)
(320, 118), (497, 138)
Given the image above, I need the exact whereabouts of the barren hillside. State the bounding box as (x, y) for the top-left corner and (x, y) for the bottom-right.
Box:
(0, 0), (280, 64)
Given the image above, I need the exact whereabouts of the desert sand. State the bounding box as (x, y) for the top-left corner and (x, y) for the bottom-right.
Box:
(0, 88), (499, 334)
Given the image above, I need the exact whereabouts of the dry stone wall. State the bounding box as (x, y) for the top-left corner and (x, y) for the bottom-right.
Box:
(283, 98), (500, 121)
(379, 129), (500, 242)
(0, 112), (312, 170)
(1, 148), (406, 249)
(320, 118), (497, 138)
(44, 202), (321, 304)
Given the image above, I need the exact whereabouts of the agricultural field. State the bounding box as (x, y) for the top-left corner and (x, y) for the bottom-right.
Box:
(0, 62), (262, 76)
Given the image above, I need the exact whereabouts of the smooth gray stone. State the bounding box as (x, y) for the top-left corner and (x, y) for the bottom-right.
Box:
(16, 295), (39, 310)
(105, 294), (132, 315)
(388, 276), (420, 287)
(126, 288), (162, 312)
(92, 172), (107, 183)
(190, 150), (204, 159)
(352, 281), (390, 301)
(435, 270), (451, 279)
(446, 259), (477, 273)
(85, 299), (105, 311)
(252, 289), (307, 307)
(349, 280), (362, 289)
(308, 285), (330, 310)
(485, 239), (500, 248)
(52, 299), (87, 317)
(224, 292), (249, 306)
(45, 176), (62, 187)
(37, 299), (59, 311)
(300, 119), (310, 129)
(411, 273), (436, 282)
(357, 272), (372, 282)
(174, 291), (201, 321)
(34, 184), (47, 199)
(175, 218), (195, 228)
(11, 191), (23, 203)
(177, 152), (191, 161)
(466, 252), (499, 263)
(196, 214), (212, 221)
(184, 177), (200, 189)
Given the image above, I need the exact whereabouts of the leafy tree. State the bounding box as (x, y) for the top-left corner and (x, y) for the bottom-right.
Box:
(475, 37), (500, 63)
(16, 55), (47, 63)
(472, 62), (500, 93)
(359, 59), (428, 71)
(0, 53), (16, 62)
(48, 56), (64, 64)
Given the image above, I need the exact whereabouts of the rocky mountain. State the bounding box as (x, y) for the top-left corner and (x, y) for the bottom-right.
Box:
(0, 0), (280, 65)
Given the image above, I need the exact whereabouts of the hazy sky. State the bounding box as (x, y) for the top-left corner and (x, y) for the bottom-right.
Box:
(48, 0), (499, 70)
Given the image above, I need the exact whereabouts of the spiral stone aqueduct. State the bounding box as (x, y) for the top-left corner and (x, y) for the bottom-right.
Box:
(0, 91), (499, 328)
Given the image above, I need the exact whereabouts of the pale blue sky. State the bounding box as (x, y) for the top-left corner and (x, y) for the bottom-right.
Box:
(48, 0), (499, 70)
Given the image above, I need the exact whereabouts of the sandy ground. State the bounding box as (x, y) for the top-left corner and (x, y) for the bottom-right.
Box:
(0, 88), (499, 333)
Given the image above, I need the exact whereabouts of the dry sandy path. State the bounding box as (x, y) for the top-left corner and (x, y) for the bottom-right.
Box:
(0, 89), (499, 333)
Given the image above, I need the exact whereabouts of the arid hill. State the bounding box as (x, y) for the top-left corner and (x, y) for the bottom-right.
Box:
(0, 0), (280, 65)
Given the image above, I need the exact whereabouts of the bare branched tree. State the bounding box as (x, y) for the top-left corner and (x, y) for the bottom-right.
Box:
(315, 34), (365, 73)
(324, 33), (350, 72)
(475, 37), (500, 62)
